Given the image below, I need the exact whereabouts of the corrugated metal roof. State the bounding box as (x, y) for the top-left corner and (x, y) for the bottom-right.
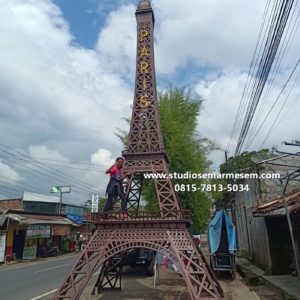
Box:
(23, 191), (59, 203)
(253, 190), (300, 216)
(22, 191), (83, 208)
(0, 213), (7, 226)
(6, 212), (79, 226)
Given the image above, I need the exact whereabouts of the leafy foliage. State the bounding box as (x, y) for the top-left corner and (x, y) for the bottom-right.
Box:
(220, 149), (270, 174)
(210, 179), (229, 210)
(83, 198), (106, 212)
(216, 149), (270, 208)
(115, 116), (131, 147)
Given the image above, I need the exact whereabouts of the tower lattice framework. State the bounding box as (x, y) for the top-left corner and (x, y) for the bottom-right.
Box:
(54, 1), (223, 299)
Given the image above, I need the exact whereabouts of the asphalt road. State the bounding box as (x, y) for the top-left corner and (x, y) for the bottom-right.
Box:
(0, 247), (269, 300)
(0, 254), (78, 300)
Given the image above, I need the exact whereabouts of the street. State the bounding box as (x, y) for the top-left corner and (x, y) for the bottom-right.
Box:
(0, 254), (78, 300)
(0, 246), (281, 300)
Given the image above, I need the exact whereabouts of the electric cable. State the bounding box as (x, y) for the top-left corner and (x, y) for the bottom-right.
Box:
(234, 0), (295, 155)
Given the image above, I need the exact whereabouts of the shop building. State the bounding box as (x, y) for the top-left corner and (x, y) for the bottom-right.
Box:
(0, 210), (79, 262)
(234, 153), (300, 275)
(0, 191), (84, 224)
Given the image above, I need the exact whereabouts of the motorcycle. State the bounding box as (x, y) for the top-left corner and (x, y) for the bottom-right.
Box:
(37, 244), (60, 257)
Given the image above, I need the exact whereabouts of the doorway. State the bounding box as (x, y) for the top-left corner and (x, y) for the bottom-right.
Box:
(13, 230), (26, 259)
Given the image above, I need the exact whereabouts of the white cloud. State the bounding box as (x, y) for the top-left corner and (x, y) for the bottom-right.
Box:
(0, 0), (131, 161)
(96, 4), (136, 78)
(95, 0), (300, 77)
(96, 0), (264, 76)
(152, 0), (264, 73)
(196, 69), (247, 148)
(0, 0), (134, 201)
(91, 148), (115, 166)
(28, 145), (70, 161)
(79, 148), (116, 196)
(195, 68), (300, 167)
(0, 159), (22, 182)
(1, 0), (299, 198)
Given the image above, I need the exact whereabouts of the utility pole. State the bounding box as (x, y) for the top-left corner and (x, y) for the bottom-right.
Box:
(225, 151), (234, 218)
(59, 189), (62, 214)
(280, 179), (300, 277)
(225, 150), (238, 251)
(276, 140), (300, 277)
(50, 185), (71, 214)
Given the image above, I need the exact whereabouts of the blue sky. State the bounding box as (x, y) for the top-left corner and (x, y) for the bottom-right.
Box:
(53, 0), (208, 87)
(0, 0), (299, 203)
(53, 0), (140, 48)
(53, 0), (108, 49)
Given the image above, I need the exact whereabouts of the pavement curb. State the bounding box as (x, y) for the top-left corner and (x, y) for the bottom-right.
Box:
(0, 252), (79, 271)
(236, 257), (300, 300)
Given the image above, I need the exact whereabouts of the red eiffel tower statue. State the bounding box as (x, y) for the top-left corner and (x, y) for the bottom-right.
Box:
(54, 1), (223, 299)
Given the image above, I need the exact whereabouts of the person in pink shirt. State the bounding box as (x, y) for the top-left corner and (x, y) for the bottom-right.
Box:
(104, 157), (127, 214)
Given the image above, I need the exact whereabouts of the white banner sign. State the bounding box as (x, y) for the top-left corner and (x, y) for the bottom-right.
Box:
(91, 194), (99, 213)
(60, 186), (71, 193)
(0, 233), (6, 263)
(27, 225), (51, 238)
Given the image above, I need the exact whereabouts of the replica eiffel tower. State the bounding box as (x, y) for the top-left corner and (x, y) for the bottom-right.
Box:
(54, 1), (223, 299)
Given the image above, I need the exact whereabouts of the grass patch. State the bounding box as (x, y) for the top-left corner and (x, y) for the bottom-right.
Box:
(246, 276), (266, 286)
(283, 293), (296, 300)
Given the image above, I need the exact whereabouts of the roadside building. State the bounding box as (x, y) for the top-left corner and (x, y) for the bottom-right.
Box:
(0, 209), (79, 262)
(0, 191), (87, 262)
(0, 212), (7, 263)
(0, 191), (84, 224)
(20, 191), (91, 241)
(234, 153), (300, 275)
(253, 190), (300, 275)
(0, 198), (22, 210)
(22, 192), (85, 225)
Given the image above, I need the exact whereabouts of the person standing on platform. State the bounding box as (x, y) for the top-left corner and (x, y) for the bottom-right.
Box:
(104, 157), (128, 216)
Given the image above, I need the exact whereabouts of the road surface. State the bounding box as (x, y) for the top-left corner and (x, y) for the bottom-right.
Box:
(0, 254), (78, 300)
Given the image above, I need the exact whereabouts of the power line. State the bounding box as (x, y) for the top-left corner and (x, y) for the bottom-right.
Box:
(0, 156), (92, 197)
(0, 148), (95, 194)
(27, 161), (106, 173)
(0, 143), (100, 191)
(259, 60), (300, 147)
(0, 174), (47, 194)
(226, 0), (273, 153)
(246, 57), (300, 149)
(0, 189), (21, 199)
(0, 144), (106, 195)
(27, 156), (111, 167)
(244, 0), (300, 149)
(0, 184), (24, 194)
(234, 0), (296, 155)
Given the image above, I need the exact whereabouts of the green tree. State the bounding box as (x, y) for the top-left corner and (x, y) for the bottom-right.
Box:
(220, 149), (270, 174)
(217, 149), (272, 208)
(117, 87), (218, 233)
(83, 197), (106, 212)
(210, 178), (228, 209)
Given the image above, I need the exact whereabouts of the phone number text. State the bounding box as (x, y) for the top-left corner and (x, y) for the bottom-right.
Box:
(174, 184), (250, 192)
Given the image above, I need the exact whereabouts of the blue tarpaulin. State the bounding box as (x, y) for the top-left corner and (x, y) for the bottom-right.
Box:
(67, 214), (83, 224)
(208, 209), (237, 254)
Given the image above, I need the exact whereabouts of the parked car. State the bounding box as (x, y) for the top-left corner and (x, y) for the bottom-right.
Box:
(124, 248), (156, 276)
